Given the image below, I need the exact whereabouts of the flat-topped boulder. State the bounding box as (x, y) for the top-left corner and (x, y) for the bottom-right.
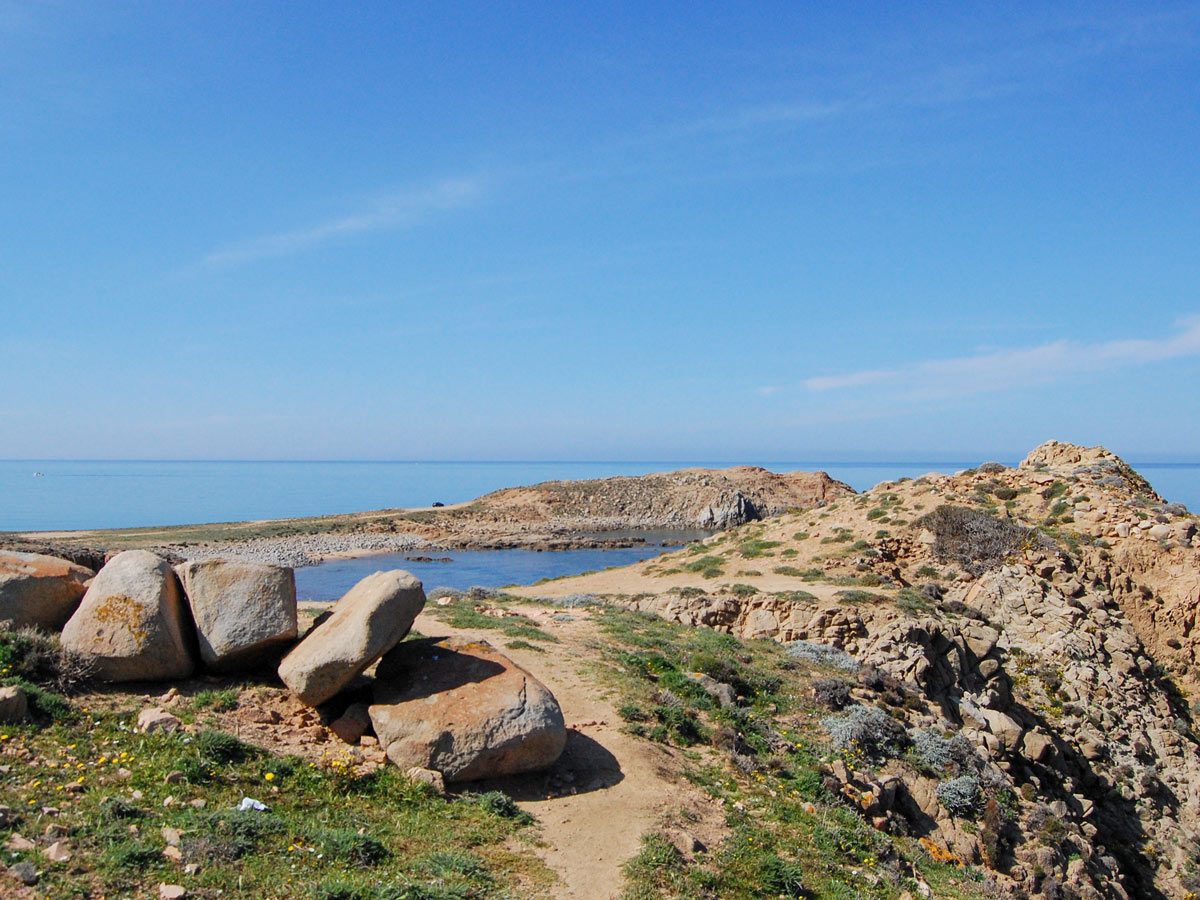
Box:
(0, 550), (93, 631)
(61, 550), (195, 682)
(176, 558), (297, 672)
(278, 570), (424, 706)
(369, 637), (566, 782)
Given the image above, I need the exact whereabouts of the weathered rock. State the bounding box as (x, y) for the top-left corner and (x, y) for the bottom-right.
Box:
(329, 702), (372, 744)
(0, 685), (28, 724)
(404, 766), (447, 795)
(278, 570), (425, 706)
(10, 860), (38, 885)
(370, 638), (566, 782)
(60, 551), (195, 682)
(0, 550), (93, 631)
(43, 840), (71, 863)
(137, 708), (183, 735)
(176, 558), (297, 671)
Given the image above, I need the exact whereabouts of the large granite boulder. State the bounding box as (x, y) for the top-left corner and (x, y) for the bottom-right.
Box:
(278, 570), (424, 706)
(176, 559), (297, 672)
(369, 638), (566, 782)
(0, 551), (93, 631)
(60, 550), (195, 682)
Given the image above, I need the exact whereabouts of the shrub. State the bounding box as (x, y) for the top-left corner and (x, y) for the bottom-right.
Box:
(760, 853), (807, 897)
(823, 705), (909, 759)
(993, 486), (1018, 501)
(197, 729), (256, 764)
(729, 583), (757, 598)
(785, 640), (859, 672)
(316, 828), (389, 866)
(474, 791), (533, 825)
(977, 462), (1006, 474)
(911, 729), (954, 772)
(554, 593), (601, 608)
(936, 775), (981, 817)
(919, 505), (1046, 575)
(0, 626), (94, 694)
(812, 678), (852, 710)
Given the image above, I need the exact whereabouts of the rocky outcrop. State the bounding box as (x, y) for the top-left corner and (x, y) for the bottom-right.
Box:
(0, 550), (93, 631)
(277, 570), (425, 706)
(369, 637), (566, 782)
(60, 550), (195, 682)
(176, 558), (297, 672)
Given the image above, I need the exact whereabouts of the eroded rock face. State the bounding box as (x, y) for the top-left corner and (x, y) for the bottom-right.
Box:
(369, 638), (566, 782)
(277, 570), (424, 706)
(176, 559), (297, 672)
(0, 550), (93, 631)
(60, 550), (195, 682)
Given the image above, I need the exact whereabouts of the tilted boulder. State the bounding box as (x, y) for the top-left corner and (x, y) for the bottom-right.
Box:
(60, 550), (195, 682)
(176, 559), (297, 672)
(369, 637), (566, 782)
(0, 550), (93, 631)
(277, 570), (424, 706)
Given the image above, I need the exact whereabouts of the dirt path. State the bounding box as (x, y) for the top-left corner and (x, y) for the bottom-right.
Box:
(413, 607), (725, 900)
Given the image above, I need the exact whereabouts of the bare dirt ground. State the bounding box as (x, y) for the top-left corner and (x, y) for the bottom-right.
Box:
(411, 608), (728, 900)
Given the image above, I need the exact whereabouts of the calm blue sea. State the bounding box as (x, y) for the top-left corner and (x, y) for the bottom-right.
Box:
(2, 459), (1198, 533)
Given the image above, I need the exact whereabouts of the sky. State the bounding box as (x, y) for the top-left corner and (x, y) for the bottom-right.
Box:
(2, 1), (1199, 462)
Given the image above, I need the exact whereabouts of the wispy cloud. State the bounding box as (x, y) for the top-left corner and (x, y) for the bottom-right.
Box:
(199, 177), (484, 269)
(804, 318), (1200, 397)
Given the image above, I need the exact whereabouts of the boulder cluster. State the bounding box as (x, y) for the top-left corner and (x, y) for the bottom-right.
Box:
(0, 548), (566, 784)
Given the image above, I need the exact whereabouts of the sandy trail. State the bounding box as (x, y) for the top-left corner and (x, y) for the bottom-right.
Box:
(412, 608), (723, 900)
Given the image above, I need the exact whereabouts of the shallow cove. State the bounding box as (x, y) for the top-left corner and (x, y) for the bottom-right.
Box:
(294, 533), (704, 602)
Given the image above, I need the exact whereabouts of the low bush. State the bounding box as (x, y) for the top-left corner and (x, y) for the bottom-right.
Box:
(812, 678), (851, 710)
(919, 505), (1046, 575)
(785, 640), (859, 672)
(936, 775), (981, 817)
(822, 705), (909, 759)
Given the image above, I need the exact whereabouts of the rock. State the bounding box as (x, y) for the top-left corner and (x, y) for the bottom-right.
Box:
(162, 827), (182, 846)
(5, 833), (35, 851)
(278, 570), (425, 706)
(176, 559), (297, 672)
(9, 860), (38, 885)
(687, 672), (738, 708)
(163, 770), (186, 785)
(0, 685), (29, 724)
(137, 708), (183, 735)
(404, 766), (447, 795)
(43, 840), (71, 863)
(330, 702), (372, 744)
(1022, 731), (1055, 763)
(159, 885), (187, 900)
(163, 845), (183, 863)
(0, 550), (92, 631)
(979, 709), (1024, 752)
(370, 638), (566, 782)
(60, 550), (196, 682)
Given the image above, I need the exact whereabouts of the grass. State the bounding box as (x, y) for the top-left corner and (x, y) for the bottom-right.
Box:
(428, 597), (559, 644)
(0, 693), (552, 899)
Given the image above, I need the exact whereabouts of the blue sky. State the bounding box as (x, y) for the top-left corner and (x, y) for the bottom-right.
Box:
(2, 2), (1199, 461)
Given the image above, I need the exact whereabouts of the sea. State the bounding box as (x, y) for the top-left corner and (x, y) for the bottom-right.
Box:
(3, 458), (1199, 534)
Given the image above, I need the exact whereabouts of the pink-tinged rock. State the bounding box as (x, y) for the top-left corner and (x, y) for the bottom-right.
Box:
(61, 551), (195, 683)
(0, 550), (93, 631)
(369, 638), (566, 783)
(278, 570), (424, 706)
(176, 558), (297, 672)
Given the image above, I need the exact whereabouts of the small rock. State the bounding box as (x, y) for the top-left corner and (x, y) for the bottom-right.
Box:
(163, 795), (175, 808)
(163, 846), (183, 863)
(184, 863), (201, 876)
(131, 790), (144, 801)
(404, 766), (446, 795)
(162, 826), (182, 846)
(330, 702), (372, 744)
(9, 860), (38, 885)
(138, 708), (184, 735)
(159, 885), (188, 900)
(189, 798), (206, 809)
(43, 823), (69, 838)
(43, 840), (71, 863)
(5, 833), (35, 851)
(115, 767), (133, 780)
(164, 770), (186, 785)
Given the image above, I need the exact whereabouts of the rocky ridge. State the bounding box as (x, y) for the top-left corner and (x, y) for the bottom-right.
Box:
(522, 441), (1200, 900)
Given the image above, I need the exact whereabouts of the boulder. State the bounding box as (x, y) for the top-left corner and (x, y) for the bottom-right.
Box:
(277, 570), (425, 706)
(369, 637), (566, 782)
(60, 551), (195, 682)
(176, 559), (297, 672)
(0, 686), (28, 724)
(0, 550), (93, 631)
(137, 707), (183, 735)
